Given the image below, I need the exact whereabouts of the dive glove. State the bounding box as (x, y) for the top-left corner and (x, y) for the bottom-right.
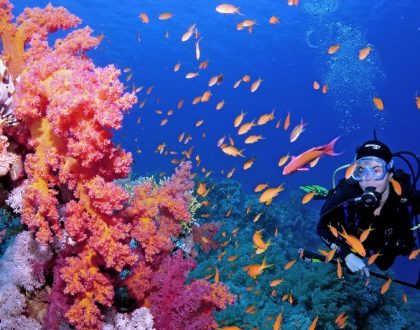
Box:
(344, 253), (370, 277)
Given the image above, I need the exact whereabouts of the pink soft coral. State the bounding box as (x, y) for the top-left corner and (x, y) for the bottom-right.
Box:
(126, 162), (194, 263)
(148, 251), (236, 330)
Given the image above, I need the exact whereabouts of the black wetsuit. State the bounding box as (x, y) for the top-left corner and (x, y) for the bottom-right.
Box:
(317, 178), (419, 271)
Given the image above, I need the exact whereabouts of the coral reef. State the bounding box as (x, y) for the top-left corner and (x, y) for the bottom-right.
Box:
(0, 1), (235, 329)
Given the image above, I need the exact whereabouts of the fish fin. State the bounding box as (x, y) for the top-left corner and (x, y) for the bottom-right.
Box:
(324, 136), (343, 156)
(297, 167), (310, 171)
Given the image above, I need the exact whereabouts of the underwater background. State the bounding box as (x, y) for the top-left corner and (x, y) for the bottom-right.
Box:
(1, 0), (420, 329)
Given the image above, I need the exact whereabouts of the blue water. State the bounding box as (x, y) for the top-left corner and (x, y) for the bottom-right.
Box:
(14, 0), (420, 290)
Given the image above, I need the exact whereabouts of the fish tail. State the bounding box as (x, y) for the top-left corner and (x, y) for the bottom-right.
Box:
(324, 136), (342, 156)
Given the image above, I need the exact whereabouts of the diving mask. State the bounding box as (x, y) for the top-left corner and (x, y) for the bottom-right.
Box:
(351, 156), (393, 182)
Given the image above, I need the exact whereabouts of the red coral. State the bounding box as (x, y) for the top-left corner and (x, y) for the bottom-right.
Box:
(122, 258), (153, 305)
(148, 251), (236, 330)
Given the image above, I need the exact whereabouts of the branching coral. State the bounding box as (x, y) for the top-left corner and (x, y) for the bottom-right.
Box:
(0, 2), (236, 329)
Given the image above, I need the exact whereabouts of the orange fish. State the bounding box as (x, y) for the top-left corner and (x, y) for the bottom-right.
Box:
(246, 257), (273, 278)
(234, 110), (247, 127)
(325, 248), (337, 263)
(359, 46), (372, 60)
(227, 167), (235, 178)
(283, 136), (341, 174)
(273, 312), (282, 330)
(339, 227), (366, 257)
(201, 90), (212, 102)
(233, 79), (241, 88)
(222, 146), (245, 157)
(345, 162), (357, 179)
(227, 255), (238, 262)
(253, 229), (270, 250)
(181, 23), (196, 42)
(328, 223), (339, 237)
(178, 132), (185, 143)
(278, 154), (290, 167)
(283, 112), (290, 130)
(257, 110), (275, 125)
(195, 38), (202, 60)
(309, 316), (319, 330)
(359, 224), (375, 242)
(246, 305), (256, 314)
(197, 183), (209, 197)
(160, 118), (168, 126)
(192, 96), (201, 105)
(380, 278), (392, 294)
(408, 249), (420, 260)
(214, 266), (219, 284)
(195, 119), (204, 127)
(199, 60), (209, 69)
(242, 74), (251, 82)
(367, 251), (382, 265)
(283, 259), (296, 270)
(186, 72), (199, 79)
(244, 135), (264, 144)
(139, 13), (149, 23)
(390, 177), (402, 195)
(255, 183), (268, 192)
(226, 208), (233, 217)
(238, 121), (255, 135)
(373, 97), (384, 110)
(177, 99), (184, 109)
(328, 44), (340, 54)
(313, 81), (320, 90)
(174, 62), (181, 72)
(402, 293), (408, 303)
(259, 184), (285, 204)
(302, 191), (316, 204)
(269, 16), (280, 24)
(215, 4), (243, 15)
(158, 12), (173, 20)
(243, 158), (255, 170)
(322, 84), (328, 94)
(250, 78), (263, 93)
(216, 100), (225, 110)
(270, 279), (284, 287)
(337, 258), (343, 279)
(289, 119), (307, 142)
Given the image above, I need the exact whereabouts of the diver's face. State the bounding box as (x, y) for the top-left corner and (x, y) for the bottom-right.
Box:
(356, 159), (391, 193)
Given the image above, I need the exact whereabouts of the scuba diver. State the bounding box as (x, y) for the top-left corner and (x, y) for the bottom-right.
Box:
(317, 138), (420, 278)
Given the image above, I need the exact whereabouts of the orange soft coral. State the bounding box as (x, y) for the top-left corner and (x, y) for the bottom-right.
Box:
(0, 0), (81, 78)
(2, 2), (137, 329)
(60, 250), (114, 330)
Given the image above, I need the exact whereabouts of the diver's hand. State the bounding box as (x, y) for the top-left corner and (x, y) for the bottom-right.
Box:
(344, 253), (370, 277)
